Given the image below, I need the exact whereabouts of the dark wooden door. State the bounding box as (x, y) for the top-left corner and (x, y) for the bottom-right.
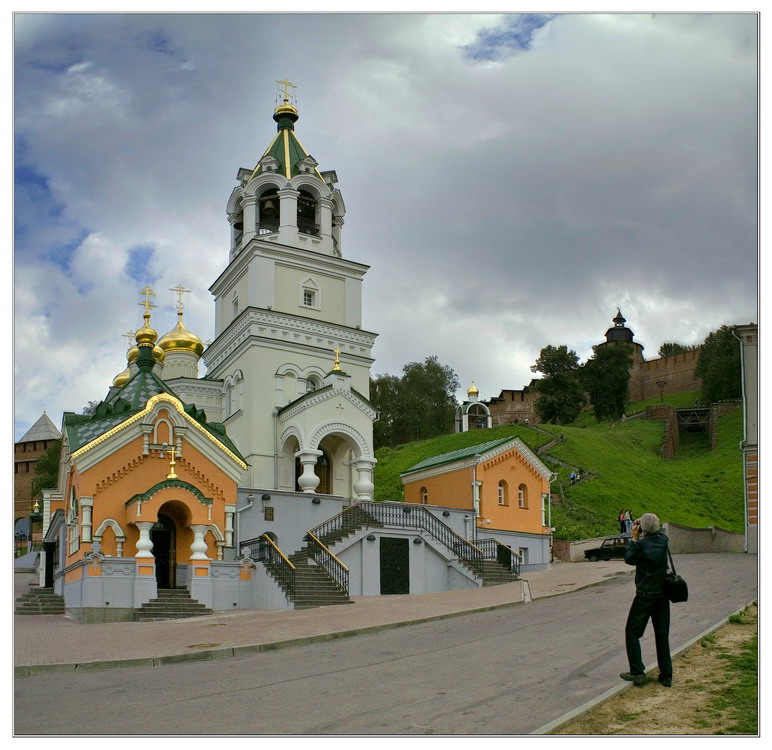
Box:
(380, 537), (410, 595)
(151, 514), (176, 589)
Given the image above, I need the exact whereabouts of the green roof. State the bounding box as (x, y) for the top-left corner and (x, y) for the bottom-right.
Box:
(402, 436), (516, 475)
(64, 357), (245, 464)
(250, 105), (323, 182)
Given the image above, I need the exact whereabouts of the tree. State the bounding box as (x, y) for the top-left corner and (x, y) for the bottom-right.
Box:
(31, 439), (62, 499)
(658, 342), (698, 358)
(694, 325), (741, 404)
(370, 356), (459, 448)
(370, 373), (402, 449)
(530, 345), (585, 424)
(582, 343), (632, 421)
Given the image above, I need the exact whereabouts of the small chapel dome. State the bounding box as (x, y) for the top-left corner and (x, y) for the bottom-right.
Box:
(467, 382), (479, 397)
(158, 312), (205, 356)
(112, 367), (130, 388)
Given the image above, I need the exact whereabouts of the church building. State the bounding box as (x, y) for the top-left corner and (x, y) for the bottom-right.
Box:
(35, 84), (551, 619)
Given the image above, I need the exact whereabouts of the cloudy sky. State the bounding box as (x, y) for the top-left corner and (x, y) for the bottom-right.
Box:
(13, 11), (758, 440)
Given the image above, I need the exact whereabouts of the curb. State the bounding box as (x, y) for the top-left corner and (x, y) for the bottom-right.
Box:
(531, 598), (758, 735)
(13, 573), (628, 677)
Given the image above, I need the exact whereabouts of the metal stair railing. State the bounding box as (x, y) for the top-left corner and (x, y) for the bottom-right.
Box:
(240, 534), (296, 598)
(475, 537), (521, 577)
(311, 501), (485, 578)
(304, 531), (349, 594)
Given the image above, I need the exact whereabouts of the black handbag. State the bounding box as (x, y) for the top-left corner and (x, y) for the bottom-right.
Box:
(665, 549), (688, 603)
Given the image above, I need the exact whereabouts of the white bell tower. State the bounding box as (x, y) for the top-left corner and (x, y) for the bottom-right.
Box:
(204, 82), (378, 496)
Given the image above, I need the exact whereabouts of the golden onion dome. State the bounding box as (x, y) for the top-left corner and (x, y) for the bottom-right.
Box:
(135, 316), (158, 347)
(274, 102), (298, 117)
(467, 382), (479, 397)
(127, 345), (139, 363)
(152, 345), (165, 363)
(112, 367), (130, 388)
(157, 312), (205, 356)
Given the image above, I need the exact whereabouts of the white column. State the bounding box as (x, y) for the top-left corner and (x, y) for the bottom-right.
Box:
(296, 449), (322, 493)
(278, 187), (299, 245)
(352, 458), (377, 500)
(135, 522), (155, 558)
(242, 195), (258, 242)
(318, 196), (334, 247)
(189, 525), (210, 560)
(80, 497), (93, 544)
(225, 504), (235, 548)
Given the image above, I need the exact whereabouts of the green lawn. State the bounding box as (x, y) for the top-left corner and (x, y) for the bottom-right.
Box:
(373, 397), (745, 540)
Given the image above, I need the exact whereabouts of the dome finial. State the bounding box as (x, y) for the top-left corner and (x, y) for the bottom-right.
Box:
(273, 78), (299, 130)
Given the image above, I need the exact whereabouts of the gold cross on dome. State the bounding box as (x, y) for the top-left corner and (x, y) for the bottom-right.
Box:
(276, 78), (296, 103)
(122, 330), (135, 350)
(170, 283), (192, 312)
(332, 347), (342, 371)
(138, 286), (157, 313)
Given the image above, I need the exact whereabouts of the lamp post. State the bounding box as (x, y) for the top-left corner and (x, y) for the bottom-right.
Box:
(656, 379), (668, 403)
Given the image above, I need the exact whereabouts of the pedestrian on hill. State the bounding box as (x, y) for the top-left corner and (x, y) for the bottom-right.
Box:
(624, 509), (634, 534)
(570, 471), (576, 485)
(618, 510), (626, 534)
(620, 513), (672, 688)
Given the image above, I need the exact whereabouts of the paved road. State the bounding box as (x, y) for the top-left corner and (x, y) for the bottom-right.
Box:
(15, 554), (756, 735)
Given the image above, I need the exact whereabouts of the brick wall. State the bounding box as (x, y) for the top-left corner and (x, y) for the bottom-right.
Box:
(629, 348), (702, 402)
(487, 389), (541, 426)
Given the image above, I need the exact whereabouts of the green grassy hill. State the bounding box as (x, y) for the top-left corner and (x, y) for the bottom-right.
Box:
(373, 394), (745, 541)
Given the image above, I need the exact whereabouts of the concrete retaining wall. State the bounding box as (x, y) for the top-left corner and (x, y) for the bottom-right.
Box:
(662, 522), (745, 554)
(554, 523), (744, 561)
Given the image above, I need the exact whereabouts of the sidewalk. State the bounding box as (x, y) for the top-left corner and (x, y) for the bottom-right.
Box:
(15, 559), (632, 675)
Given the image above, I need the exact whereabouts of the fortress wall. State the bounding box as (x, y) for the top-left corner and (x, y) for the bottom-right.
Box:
(631, 348), (702, 401)
(487, 389), (541, 426)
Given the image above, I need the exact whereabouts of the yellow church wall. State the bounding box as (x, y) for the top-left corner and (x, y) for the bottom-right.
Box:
(477, 450), (549, 535)
(64, 421), (238, 565)
(403, 465), (473, 509)
(404, 448), (550, 536)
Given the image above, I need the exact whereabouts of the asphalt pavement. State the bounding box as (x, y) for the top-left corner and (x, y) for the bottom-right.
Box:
(14, 553), (758, 734)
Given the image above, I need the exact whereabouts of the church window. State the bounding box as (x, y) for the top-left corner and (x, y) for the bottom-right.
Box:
(420, 487), (428, 504)
(297, 190), (319, 236)
(307, 374), (321, 392)
(498, 480), (509, 506)
(300, 279), (320, 310)
(232, 293), (239, 320)
(258, 189), (279, 234)
(518, 484), (528, 509)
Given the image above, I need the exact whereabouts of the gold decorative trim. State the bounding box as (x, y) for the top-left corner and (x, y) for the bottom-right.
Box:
(261, 533), (296, 569)
(71, 393), (248, 470)
(306, 531), (350, 571)
(282, 130), (291, 179)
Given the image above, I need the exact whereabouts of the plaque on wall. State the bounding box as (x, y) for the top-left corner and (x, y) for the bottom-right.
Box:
(264, 506), (274, 521)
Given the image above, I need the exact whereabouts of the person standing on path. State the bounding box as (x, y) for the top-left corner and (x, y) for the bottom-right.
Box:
(620, 512), (673, 688)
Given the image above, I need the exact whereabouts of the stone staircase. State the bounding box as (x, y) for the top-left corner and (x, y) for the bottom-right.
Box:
(262, 506), (383, 609)
(285, 550), (352, 609)
(134, 588), (213, 621)
(479, 559), (520, 587)
(15, 587), (65, 615)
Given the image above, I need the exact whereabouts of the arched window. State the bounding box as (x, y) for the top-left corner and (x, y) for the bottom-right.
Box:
(498, 480), (509, 506)
(226, 383), (235, 417)
(297, 190), (319, 236)
(518, 483), (528, 509)
(258, 188), (279, 234)
(468, 403), (489, 430)
(232, 292), (239, 321)
(420, 487), (428, 504)
(306, 374), (321, 393)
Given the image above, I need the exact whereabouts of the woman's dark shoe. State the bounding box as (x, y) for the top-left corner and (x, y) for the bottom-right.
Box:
(620, 671), (646, 686)
(658, 674), (672, 687)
